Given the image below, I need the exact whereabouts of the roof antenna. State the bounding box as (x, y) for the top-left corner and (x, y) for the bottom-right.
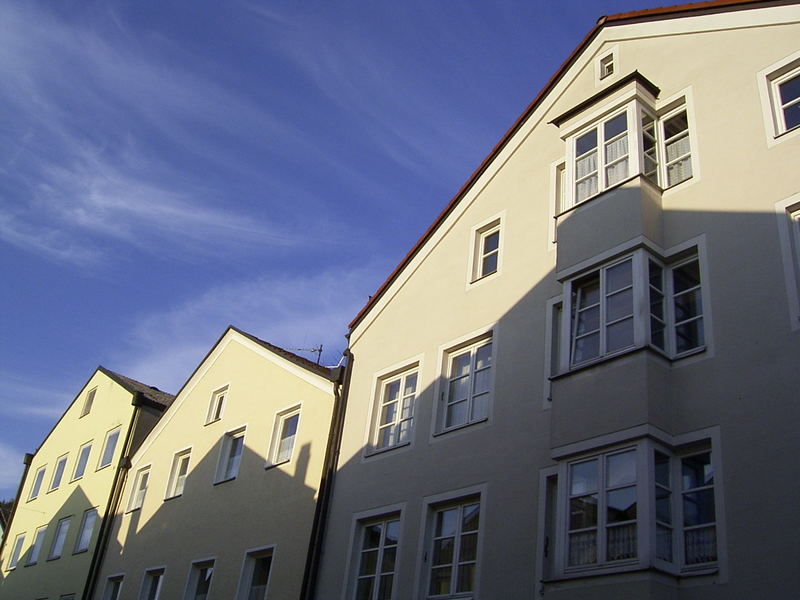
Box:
(292, 344), (324, 364)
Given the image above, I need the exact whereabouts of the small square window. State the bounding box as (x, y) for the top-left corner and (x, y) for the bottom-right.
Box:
(99, 426), (121, 469)
(765, 59), (800, 136)
(216, 428), (245, 482)
(268, 408), (300, 466)
(140, 568), (165, 600)
(439, 336), (493, 433)
(166, 451), (191, 498)
(26, 526), (47, 565)
(49, 517), (71, 560)
(128, 467), (151, 511)
(236, 548), (272, 600)
(599, 54), (614, 79)
(470, 220), (502, 282)
(73, 442), (93, 480)
(29, 465), (46, 500)
(185, 560), (214, 600)
(74, 507), (98, 553)
(7, 533), (25, 569)
(81, 388), (96, 417)
(50, 454), (68, 491)
(103, 575), (124, 600)
(206, 387), (227, 424)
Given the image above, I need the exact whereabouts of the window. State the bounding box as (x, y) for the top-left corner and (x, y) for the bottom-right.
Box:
(50, 454), (68, 491)
(81, 388), (96, 417)
(599, 54), (614, 80)
(140, 568), (165, 600)
(427, 499), (480, 598)
(128, 466), (151, 511)
(354, 516), (400, 600)
(49, 517), (71, 560)
(26, 526), (47, 565)
(206, 387), (227, 424)
(74, 507), (98, 553)
(216, 428), (245, 482)
(561, 249), (705, 370)
(775, 195), (800, 329)
(768, 62), (800, 135)
(269, 408), (300, 465)
(236, 548), (273, 600)
(8, 533), (25, 569)
(73, 442), (92, 480)
(166, 451), (191, 498)
(99, 427), (121, 469)
(441, 337), (492, 431)
(562, 96), (694, 210)
(546, 437), (719, 578)
(373, 368), (417, 452)
(185, 560), (214, 600)
(472, 221), (501, 281)
(29, 465), (46, 500)
(103, 576), (124, 600)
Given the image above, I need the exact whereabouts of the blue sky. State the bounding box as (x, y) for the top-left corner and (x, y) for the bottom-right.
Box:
(0, 0), (671, 499)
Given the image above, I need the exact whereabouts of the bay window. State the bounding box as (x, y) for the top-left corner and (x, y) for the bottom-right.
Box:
(562, 248), (705, 370)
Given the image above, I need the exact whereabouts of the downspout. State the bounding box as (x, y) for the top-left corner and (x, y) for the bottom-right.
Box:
(299, 349), (354, 600)
(0, 453), (33, 559)
(82, 391), (143, 600)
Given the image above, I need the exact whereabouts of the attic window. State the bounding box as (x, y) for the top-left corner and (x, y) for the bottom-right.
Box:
(81, 388), (96, 417)
(600, 54), (614, 79)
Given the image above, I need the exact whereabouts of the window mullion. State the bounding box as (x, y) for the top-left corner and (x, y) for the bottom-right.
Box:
(599, 266), (608, 356)
(629, 103), (643, 178)
(632, 251), (647, 348)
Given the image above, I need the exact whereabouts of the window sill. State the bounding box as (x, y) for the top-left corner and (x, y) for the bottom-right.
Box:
(551, 344), (706, 381)
(264, 460), (290, 471)
(72, 548), (89, 556)
(125, 506), (142, 514)
(95, 463), (112, 472)
(163, 494), (182, 502)
(364, 441), (411, 458)
(204, 418), (221, 427)
(433, 417), (489, 438)
(213, 476), (237, 486)
(544, 563), (718, 584)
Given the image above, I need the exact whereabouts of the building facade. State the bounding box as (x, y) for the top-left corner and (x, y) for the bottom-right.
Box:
(0, 368), (173, 600)
(313, 1), (800, 599)
(90, 327), (342, 600)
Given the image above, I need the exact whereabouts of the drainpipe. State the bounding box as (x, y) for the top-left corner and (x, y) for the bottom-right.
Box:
(299, 349), (354, 600)
(0, 453), (33, 559)
(82, 392), (143, 600)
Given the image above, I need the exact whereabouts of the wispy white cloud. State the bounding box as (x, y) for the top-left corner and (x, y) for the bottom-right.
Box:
(116, 261), (388, 393)
(0, 442), (25, 498)
(0, 372), (72, 420)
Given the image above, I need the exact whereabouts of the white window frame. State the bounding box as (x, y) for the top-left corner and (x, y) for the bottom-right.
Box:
(72, 441), (93, 481)
(466, 213), (505, 289)
(98, 426), (121, 470)
(26, 525), (48, 565)
(81, 387), (96, 417)
(140, 567), (166, 600)
(102, 574), (125, 600)
(594, 46), (619, 85)
(234, 546), (274, 600)
(49, 517), (71, 560)
(128, 465), (151, 512)
(74, 507), (98, 554)
(558, 247), (706, 372)
(560, 88), (697, 211)
(8, 532), (25, 569)
(421, 492), (483, 600)
(351, 514), (402, 600)
(548, 435), (721, 579)
(434, 329), (495, 436)
(267, 406), (301, 467)
(184, 558), (215, 600)
(215, 426), (246, 483)
(368, 363), (420, 454)
(757, 50), (800, 145)
(206, 385), (228, 425)
(29, 465), (46, 500)
(775, 193), (800, 330)
(165, 449), (191, 499)
(50, 454), (68, 491)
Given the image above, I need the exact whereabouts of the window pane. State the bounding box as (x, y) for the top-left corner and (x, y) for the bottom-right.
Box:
(429, 566), (451, 595)
(607, 523), (637, 560)
(433, 538), (454, 566)
(605, 158), (629, 186)
(685, 525), (717, 564)
(606, 451), (636, 487)
(656, 524), (673, 562)
(446, 400), (468, 428)
(359, 550), (378, 575)
(569, 495), (598, 529)
(481, 252), (498, 276)
(663, 111), (689, 140)
(355, 579), (373, 600)
(472, 368), (491, 396)
(656, 487), (672, 524)
(607, 487), (637, 522)
(462, 503), (480, 532)
(568, 531), (597, 566)
(655, 451), (670, 485)
(381, 546), (396, 572)
(604, 113), (627, 139)
(674, 289), (702, 321)
(456, 563), (475, 593)
(470, 393), (489, 421)
(576, 174), (598, 202)
(377, 574), (393, 600)
(403, 373), (417, 396)
(385, 520), (400, 545)
(606, 289), (633, 322)
(385, 380), (400, 402)
(448, 376), (469, 403)
(576, 129), (597, 156)
(459, 532), (478, 562)
(380, 401), (397, 426)
(573, 332), (599, 363)
(282, 414), (299, 438)
(576, 306), (599, 335)
(606, 260), (632, 292)
(778, 74), (800, 105)
(436, 508), (458, 537)
(363, 524), (382, 549)
(673, 260), (700, 292)
(606, 318), (634, 352)
(682, 452), (713, 489)
(451, 353), (470, 378)
(474, 343), (492, 370)
(683, 489), (716, 526)
(570, 459), (598, 495)
(483, 231), (499, 254)
(675, 320), (704, 353)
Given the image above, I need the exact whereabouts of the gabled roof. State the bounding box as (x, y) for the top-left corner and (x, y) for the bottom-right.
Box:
(97, 366), (176, 409)
(348, 0), (787, 331)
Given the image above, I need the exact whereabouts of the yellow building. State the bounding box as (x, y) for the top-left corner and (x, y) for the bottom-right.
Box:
(91, 326), (342, 600)
(0, 367), (173, 600)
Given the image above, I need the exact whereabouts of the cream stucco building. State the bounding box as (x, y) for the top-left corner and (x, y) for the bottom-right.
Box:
(312, 1), (800, 599)
(0, 367), (173, 600)
(90, 326), (342, 600)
